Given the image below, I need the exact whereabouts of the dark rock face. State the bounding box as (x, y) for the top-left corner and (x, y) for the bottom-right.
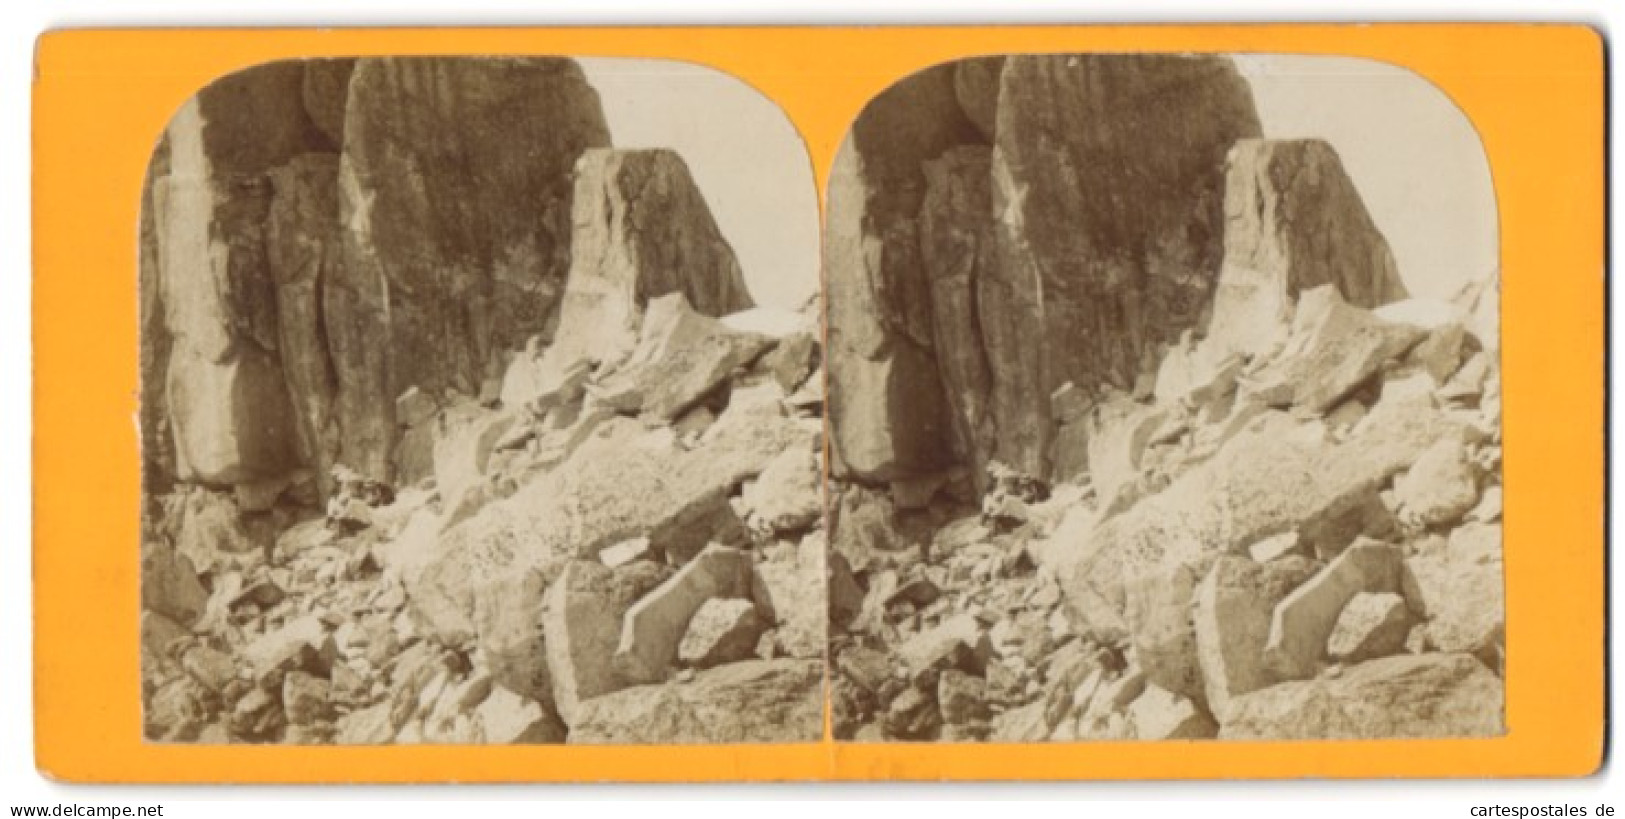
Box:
(918, 146), (998, 471)
(1205, 139), (1409, 357)
(825, 63), (986, 482)
(828, 54), (1262, 482)
(142, 56), (614, 487)
(987, 54), (1263, 475)
(151, 61), (322, 485)
(548, 149), (754, 365)
(340, 57), (612, 403)
(265, 153), (344, 483)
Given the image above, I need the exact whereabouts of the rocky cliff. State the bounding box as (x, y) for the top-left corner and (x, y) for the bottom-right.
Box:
(827, 54), (1503, 742)
(139, 58), (822, 745)
(141, 56), (612, 494)
(828, 54), (1264, 485)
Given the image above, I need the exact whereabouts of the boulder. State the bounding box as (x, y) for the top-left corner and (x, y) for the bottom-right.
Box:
(1123, 563), (1206, 704)
(242, 614), (335, 684)
(409, 392), (809, 675)
(567, 659), (823, 744)
(896, 613), (991, 681)
(1263, 538), (1403, 680)
(541, 559), (670, 725)
(613, 545), (752, 683)
(1206, 139), (1408, 358)
(585, 294), (773, 422)
(749, 533), (827, 659)
(334, 702), (398, 744)
(1193, 554), (1317, 718)
(1392, 437), (1480, 528)
(1219, 653), (1503, 739)
(938, 668), (992, 725)
(1402, 522), (1504, 657)
(1128, 684), (1217, 740)
(1046, 378), (1470, 645)
(181, 645), (237, 695)
(738, 436), (823, 535)
(141, 541), (208, 627)
(140, 611), (190, 684)
(282, 670), (331, 725)
(1326, 592), (1411, 664)
(548, 150), (753, 367)
(1241, 286), (1425, 416)
(474, 685), (567, 744)
(759, 330), (819, 393)
(677, 598), (765, 668)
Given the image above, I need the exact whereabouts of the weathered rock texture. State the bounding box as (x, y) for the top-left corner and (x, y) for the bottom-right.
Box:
(826, 62), (985, 481)
(828, 54), (1261, 483)
(151, 62), (320, 486)
(1206, 139), (1409, 358)
(827, 54), (1502, 744)
(140, 57), (826, 746)
(340, 57), (610, 400)
(548, 149), (754, 366)
(143, 56), (612, 489)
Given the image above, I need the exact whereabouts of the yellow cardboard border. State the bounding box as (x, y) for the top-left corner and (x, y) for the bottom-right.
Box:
(32, 24), (1605, 782)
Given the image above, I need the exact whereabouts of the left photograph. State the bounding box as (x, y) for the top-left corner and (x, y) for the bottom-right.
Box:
(137, 57), (826, 745)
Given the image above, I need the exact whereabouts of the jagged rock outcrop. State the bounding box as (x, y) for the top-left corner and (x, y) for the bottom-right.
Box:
(341, 57), (610, 396)
(1206, 139), (1409, 358)
(141, 57), (825, 746)
(827, 54), (1503, 744)
(143, 57), (612, 489)
(333, 57), (611, 479)
(152, 61), (320, 485)
(546, 149), (754, 367)
(826, 62), (983, 482)
(918, 146), (1002, 476)
(830, 54), (1261, 483)
(265, 152), (344, 485)
(983, 54), (1263, 476)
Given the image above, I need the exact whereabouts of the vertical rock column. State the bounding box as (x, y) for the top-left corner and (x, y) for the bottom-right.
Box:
(546, 148), (754, 367)
(988, 54), (1263, 477)
(825, 63), (989, 483)
(154, 62), (322, 486)
(336, 57), (612, 479)
(1204, 138), (1409, 358)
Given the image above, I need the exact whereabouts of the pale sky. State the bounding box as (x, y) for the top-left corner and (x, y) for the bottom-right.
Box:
(579, 58), (819, 310)
(1235, 54), (1498, 301)
(576, 55), (1496, 309)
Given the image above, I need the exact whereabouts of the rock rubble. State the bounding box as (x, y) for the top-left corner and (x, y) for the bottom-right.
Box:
(828, 54), (1503, 742)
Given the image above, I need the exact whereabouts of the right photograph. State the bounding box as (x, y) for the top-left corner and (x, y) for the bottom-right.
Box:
(825, 53), (1503, 742)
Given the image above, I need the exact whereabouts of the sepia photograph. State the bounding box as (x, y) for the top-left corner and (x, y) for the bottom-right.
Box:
(825, 53), (1504, 742)
(136, 56), (827, 745)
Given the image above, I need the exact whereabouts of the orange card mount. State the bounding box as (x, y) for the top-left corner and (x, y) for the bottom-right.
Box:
(33, 25), (1604, 782)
